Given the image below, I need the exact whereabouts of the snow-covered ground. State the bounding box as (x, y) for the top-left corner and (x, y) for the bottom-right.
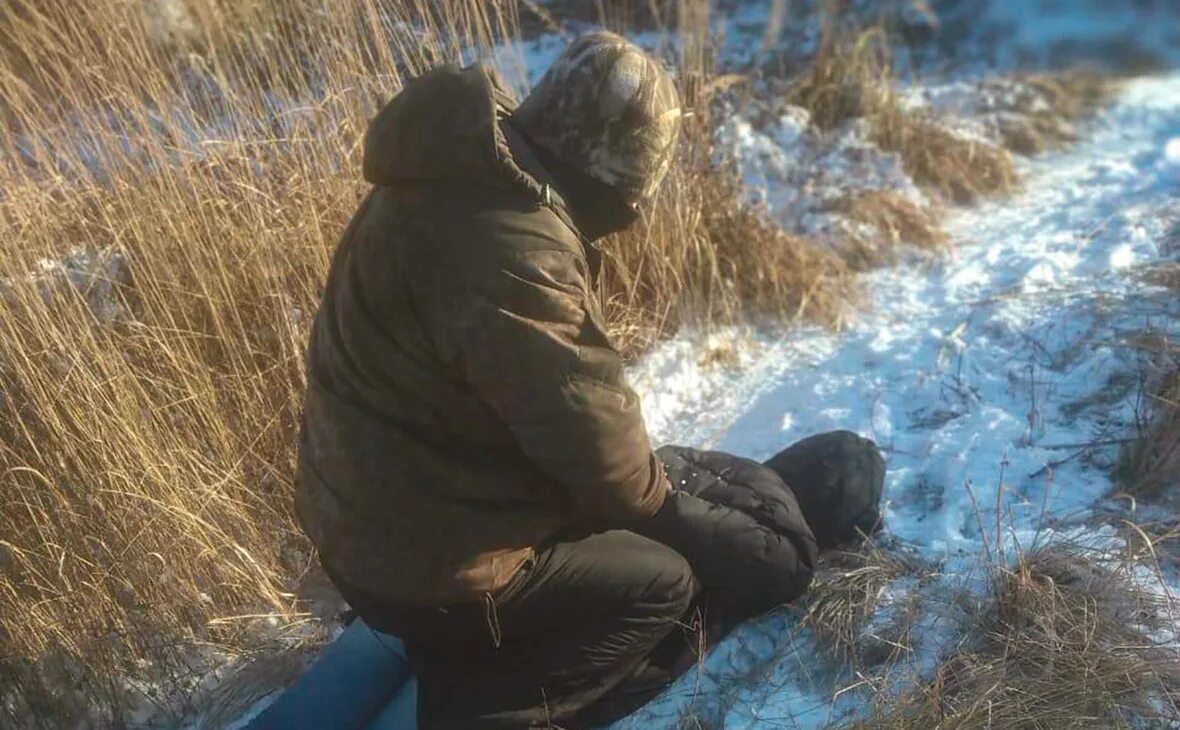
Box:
(618, 72), (1180, 729)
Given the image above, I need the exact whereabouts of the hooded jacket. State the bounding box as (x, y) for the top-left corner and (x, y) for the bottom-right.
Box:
(294, 64), (668, 607)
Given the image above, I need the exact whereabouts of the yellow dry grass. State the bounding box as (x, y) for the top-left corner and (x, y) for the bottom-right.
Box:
(0, 0), (522, 724)
(801, 541), (928, 667)
(1115, 263), (1180, 505)
(987, 70), (1113, 155)
(832, 190), (949, 269)
(602, 164), (853, 358)
(1117, 322), (1180, 502)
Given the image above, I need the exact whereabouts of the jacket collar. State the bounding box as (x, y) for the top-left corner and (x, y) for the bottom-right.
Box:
(501, 118), (603, 282)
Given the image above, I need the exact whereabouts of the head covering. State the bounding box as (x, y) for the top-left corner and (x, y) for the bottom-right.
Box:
(764, 431), (885, 550)
(514, 31), (681, 203)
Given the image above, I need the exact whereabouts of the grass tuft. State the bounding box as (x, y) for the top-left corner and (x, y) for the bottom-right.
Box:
(1118, 339), (1180, 501)
(789, 25), (1018, 204)
(601, 164), (854, 358)
(854, 544), (1180, 729)
(988, 70), (1114, 155)
(802, 541), (928, 668)
(832, 190), (948, 268)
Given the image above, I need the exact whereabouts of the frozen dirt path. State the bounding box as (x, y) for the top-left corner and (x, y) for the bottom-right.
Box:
(618, 73), (1180, 729)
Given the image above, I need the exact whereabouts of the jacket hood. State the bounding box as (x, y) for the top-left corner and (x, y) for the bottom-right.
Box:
(363, 64), (544, 197)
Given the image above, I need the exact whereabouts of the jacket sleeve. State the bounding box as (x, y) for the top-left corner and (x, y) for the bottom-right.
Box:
(456, 247), (668, 521)
(635, 446), (819, 614)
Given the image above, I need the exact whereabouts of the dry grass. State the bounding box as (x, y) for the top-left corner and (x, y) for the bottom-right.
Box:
(988, 70), (1113, 156)
(831, 190), (948, 269)
(854, 544), (1180, 729)
(519, 0), (679, 36)
(788, 25), (1018, 204)
(1120, 365), (1180, 500)
(0, 0), (524, 725)
(602, 165), (853, 357)
(801, 541), (929, 667)
(1116, 318), (1180, 502)
(1143, 262), (1180, 293)
(587, 0), (854, 357)
(1116, 262), (1180, 503)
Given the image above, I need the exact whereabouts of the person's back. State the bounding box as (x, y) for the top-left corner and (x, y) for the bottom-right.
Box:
(297, 61), (668, 608)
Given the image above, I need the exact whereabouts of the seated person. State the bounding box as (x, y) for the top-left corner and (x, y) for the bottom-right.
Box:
(294, 31), (884, 729)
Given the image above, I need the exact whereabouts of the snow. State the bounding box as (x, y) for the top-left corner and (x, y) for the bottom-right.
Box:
(1165, 136), (1180, 184)
(614, 72), (1180, 728)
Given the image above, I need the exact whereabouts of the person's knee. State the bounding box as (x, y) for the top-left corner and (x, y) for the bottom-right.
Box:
(636, 541), (698, 621)
(665, 553), (698, 618)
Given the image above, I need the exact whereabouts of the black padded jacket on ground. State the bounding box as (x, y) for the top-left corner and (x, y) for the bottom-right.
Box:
(639, 445), (821, 617)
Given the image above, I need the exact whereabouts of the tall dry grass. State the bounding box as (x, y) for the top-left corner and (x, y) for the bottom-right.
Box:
(0, 0), (853, 724)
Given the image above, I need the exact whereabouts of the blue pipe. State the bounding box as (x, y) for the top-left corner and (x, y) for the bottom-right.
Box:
(247, 619), (416, 729)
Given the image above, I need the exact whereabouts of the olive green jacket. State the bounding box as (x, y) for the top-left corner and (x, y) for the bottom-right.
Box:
(295, 64), (667, 607)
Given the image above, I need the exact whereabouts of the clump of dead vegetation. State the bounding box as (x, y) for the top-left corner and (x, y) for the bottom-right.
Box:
(1142, 262), (1180, 291)
(854, 544), (1180, 729)
(788, 25), (1018, 204)
(0, 0), (521, 725)
(602, 162), (854, 357)
(1120, 360), (1180, 501)
(599, 0), (853, 357)
(1111, 310), (1180, 581)
(802, 541), (930, 667)
(1117, 255), (1180, 503)
(978, 70), (1113, 156)
(832, 190), (949, 268)
(786, 21), (1115, 206)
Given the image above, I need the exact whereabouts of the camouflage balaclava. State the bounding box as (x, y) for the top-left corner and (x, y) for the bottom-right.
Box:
(514, 31), (681, 204)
